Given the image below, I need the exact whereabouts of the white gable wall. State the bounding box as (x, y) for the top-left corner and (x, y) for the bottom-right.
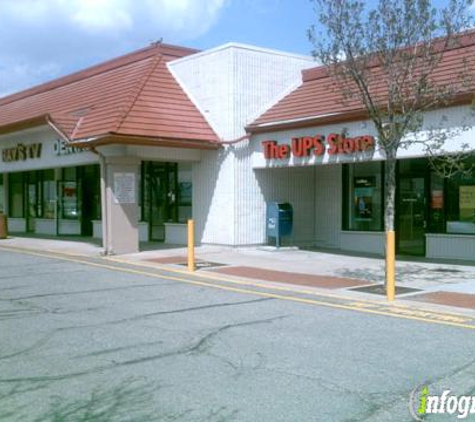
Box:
(169, 43), (314, 245)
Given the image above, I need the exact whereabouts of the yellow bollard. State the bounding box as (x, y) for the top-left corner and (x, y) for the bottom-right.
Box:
(187, 219), (195, 272)
(386, 230), (396, 301)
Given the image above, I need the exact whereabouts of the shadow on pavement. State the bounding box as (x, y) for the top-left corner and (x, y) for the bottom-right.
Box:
(336, 264), (473, 285)
(1, 378), (239, 422)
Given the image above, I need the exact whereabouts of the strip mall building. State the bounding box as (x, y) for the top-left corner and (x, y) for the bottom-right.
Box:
(0, 40), (474, 260)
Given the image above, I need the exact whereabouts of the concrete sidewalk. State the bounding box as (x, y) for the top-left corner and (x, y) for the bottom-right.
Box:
(123, 244), (475, 293)
(1, 235), (474, 310)
(0, 235), (103, 256)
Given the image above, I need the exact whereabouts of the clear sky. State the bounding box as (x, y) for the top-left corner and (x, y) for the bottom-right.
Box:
(0, 0), (318, 97)
(0, 0), (468, 97)
(192, 0), (316, 55)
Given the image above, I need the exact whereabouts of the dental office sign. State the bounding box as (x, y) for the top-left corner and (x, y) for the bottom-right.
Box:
(261, 133), (375, 160)
(53, 139), (85, 156)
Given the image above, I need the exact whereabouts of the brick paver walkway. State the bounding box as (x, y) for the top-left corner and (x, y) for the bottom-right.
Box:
(409, 291), (475, 310)
(212, 266), (371, 289)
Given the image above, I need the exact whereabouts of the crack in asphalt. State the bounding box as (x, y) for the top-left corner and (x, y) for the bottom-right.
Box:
(208, 350), (267, 380)
(0, 315), (287, 384)
(73, 340), (165, 359)
(0, 261), (71, 270)
(0, 283), (163, 301)
(0, 309), (41, 315)
(0, 270), (84, 281)
(0, 284), (31, 291)
(0, 333), (55, 362)
(2, 249), (475, 421)
(106, 297), (274, 325)
(0, 300), (103, 322)
(346, 358), (475, 421)
(0, 308), (45, 321)
(420, 356), (475, 389)
(267, 366), (403, 413)
(48, 297), (275, 332)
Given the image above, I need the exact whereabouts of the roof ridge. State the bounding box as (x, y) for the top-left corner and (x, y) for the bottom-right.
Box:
(70, 116), (85, 139)
(112, 53), (164, 135)
(0, 43), (196, 108)
(303, 30), (475, 83)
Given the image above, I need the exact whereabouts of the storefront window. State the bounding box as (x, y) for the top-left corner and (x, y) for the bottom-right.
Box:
(343, 162), (383, 231)
(42, 170), (56, 219)
(8, 173), (24, 218)
(7, 171), (57, 220)
(446, 167), (475, 234)
(0, 174), (4, 214)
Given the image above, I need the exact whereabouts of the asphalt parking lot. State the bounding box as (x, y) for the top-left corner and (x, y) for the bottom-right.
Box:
(1, 248), (475, 421)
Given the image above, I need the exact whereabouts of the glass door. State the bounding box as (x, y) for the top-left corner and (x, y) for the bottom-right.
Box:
(0, 174), (4, 214)
(26, 172), (40, 232)
(58, 179), (81, 236)
(143, 162), (178, 241)
(80, 165), (100, 236)
(150, 164), (167, 241)
(398, 176), (426, 255)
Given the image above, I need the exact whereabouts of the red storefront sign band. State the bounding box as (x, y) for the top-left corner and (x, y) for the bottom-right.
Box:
(262, 133), (375, 160)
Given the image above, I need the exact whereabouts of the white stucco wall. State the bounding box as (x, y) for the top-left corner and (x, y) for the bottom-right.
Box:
(170, 43), (315, 245)
(231, 160), (343, 248)
(170, 45), (475, 250)
(313, 164), (342, 249)
(246, 104), (475, 255)
(252, 165), (317, 245)
(193, 149), (236, 244)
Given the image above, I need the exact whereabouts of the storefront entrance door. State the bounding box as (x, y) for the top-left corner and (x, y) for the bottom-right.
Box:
(26, 174), (38, 232)
(145, 162), (178, 241)
(398, 176), (426, 255)
(81, 166), (99, 237)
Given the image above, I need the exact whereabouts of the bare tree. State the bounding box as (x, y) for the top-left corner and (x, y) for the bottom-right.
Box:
(308, 0), (475, 292)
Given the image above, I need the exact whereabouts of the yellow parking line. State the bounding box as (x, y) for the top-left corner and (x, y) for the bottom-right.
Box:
(2, 244), (474, 320)
(106, 256), (475, 320)
(3, 243), (471, 319)
(1, 244), (474, 330)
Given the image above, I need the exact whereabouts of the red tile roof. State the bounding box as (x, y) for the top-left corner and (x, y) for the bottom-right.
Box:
(249, 34), (475, 132)
(0, 43), (219, 148)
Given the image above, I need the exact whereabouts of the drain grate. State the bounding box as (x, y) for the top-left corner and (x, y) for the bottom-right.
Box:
(350, 284), (422, 296)
(177, 261), (227, 270)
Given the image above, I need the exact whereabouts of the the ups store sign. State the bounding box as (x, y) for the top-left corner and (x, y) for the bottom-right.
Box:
(2, 143), (42, 163)
(262, 133), (375, 160)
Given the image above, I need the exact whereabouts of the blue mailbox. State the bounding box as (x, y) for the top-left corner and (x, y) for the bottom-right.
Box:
(266, 202), (293, 247)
